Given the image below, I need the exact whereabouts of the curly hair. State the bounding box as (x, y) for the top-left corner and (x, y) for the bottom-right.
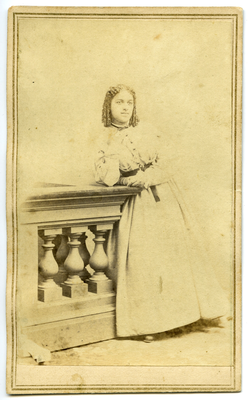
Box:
(102, 84), (139, 127)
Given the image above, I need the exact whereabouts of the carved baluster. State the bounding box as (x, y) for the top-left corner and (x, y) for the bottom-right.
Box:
(61, 227), (88, 298)
(88, 225), (114, 294)
(54, 234), (69, 285)
(38, 230), (62, 302)
(79, 233), (91, 281)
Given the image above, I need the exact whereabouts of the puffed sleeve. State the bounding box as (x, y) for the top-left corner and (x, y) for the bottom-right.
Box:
(95, 149), (120, 187)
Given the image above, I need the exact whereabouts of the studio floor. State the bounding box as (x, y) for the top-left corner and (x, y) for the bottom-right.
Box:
(19, 316), (233, 367)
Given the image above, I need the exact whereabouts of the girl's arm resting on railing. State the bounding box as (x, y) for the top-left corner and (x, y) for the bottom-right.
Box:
(142, 163), (169, 187)
(127, 162), (171, 189)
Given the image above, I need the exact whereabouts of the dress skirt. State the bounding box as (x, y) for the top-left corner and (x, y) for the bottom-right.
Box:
(106, 178), (229, 337)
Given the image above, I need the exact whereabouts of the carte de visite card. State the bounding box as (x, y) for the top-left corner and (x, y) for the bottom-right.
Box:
(6, 6), (242, 394)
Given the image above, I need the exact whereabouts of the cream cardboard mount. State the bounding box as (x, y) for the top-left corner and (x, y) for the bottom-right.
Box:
(6, 6), (242, 394)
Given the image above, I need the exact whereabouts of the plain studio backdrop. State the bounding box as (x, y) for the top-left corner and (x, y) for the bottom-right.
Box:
(17, 16), (233, 294)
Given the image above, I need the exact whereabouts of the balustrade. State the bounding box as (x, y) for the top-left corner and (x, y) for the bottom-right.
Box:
(20, 184), (141, 353)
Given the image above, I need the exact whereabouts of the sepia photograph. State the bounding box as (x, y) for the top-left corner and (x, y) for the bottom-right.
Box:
(5, 5), (242, 394)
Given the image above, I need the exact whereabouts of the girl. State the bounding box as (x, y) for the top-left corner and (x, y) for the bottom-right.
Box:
(95, 84), (228, 342)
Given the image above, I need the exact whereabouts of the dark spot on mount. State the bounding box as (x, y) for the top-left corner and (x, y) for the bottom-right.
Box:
(154, 33), (162, 40)
(159, 276), (163, 293)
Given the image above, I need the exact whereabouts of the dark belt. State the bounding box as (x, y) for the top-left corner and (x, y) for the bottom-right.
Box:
(120, 168), (140, 177)
(120, 168), (160, 202)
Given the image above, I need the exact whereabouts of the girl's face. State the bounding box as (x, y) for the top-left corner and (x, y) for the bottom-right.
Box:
(110, 90), (134, 126)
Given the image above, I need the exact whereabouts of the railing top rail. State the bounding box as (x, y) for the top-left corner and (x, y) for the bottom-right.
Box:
(22, 183), (142, 214)
(27, 183), (141, 201)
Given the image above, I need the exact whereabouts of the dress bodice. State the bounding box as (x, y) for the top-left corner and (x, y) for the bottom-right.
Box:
(109, 127), (158, 174)
(95, 124), (163, 187)
(94, 122), (179, 189)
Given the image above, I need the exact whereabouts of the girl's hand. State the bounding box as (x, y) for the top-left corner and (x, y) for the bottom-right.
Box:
(128, 179), (145, 188)
(127, 171), (147, 188)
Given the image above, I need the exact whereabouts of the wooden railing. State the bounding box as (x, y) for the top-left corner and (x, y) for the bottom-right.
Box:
(18, 183), (141, 361)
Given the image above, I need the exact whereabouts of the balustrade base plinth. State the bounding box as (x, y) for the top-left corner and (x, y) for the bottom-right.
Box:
(88, 279), (113, 294)
(23, 309), (116, 352)
(38, 285), (62, 303)
(61, 282), (88, 298)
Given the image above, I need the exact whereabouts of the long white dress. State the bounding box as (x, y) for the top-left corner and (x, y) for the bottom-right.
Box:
(95, 123), (229, 337)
